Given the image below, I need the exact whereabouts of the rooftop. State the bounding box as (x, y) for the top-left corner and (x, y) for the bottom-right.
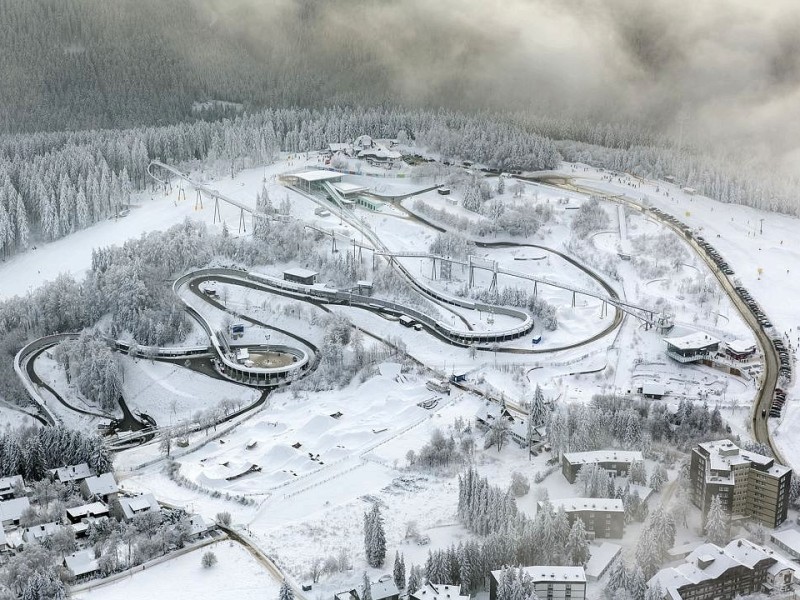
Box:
(0, 496), (30, 522)
(546, 498), (625, 513)
(491, 566), (586, 583)
(371, 579), (400, 600)
(411, 583), (469, 600)
(292, 170), (343, 183)
(65, 549), (100, 577)
(563, 450), (643, 465)
(726, 339), (756, 354)
(771, 528), (800, 553)
(50, 463), (92, 482)
(82, 472), (119, 496)
(664, 332), (720, 351)
(284, 267), (319, 279)
(585, 542), (622, 579)
(331, 181), (368, 193)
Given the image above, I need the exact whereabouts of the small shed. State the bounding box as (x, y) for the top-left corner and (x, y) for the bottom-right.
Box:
(357, 280), (373, 296)
(639, 381), (666, 399)
(284, 268), (318, 286)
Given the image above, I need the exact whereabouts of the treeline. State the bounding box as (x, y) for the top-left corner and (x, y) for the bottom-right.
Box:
(53, 332), (121, 412)
(0, 425), (111, 482)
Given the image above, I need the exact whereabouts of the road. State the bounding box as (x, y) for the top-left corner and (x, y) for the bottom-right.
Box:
(538, 175), (785, 464)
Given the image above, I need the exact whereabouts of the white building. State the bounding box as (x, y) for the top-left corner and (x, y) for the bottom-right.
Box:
(80, 473), (119, 503)
(113, 493), (160, 522)
(49, 463), (92, 484)
(0, 475), (24, 500)
(0, 496), (30, 527)
(411, 583), (469, 600)
(64, 548), (101, 579)
(490, 567), (586, 600)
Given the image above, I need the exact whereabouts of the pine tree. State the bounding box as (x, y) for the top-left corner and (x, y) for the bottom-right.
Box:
(565, 518), (591, 566)
(278, 580), (294, 600)
(704, 496), (729, 546)
(362, 572), (372, 600)
(393, 551), (406, 590)
(627, 566), (648, 600)
(606, 559), (628, 595)
(364, 504), (386, 568)
(407, 565), (422, 596)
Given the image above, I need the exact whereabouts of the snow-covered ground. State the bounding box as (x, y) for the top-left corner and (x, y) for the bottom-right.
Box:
(72, 540), (280, 600)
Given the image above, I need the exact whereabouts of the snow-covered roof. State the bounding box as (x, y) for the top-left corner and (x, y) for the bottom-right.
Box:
(663, 332), (720, 351)
(411, 583), (469, 600)
(725, 339), (756, 354)
(331, 181), (368, 194)
(771, 529), (800, 554)
(697, 440), (789, 480)
(189, 514), (209, 537)
(0, 475), (23, 494)
(81, 472), (118, 497)
(585, 542), (622, 579)
(22, 522), (62, 543)
(117, 493), (159, 520)
(65, 549), (100, 577)
(562, 450), (643, 465)
(284, 267), (318, 279)
(328, 143), (350, 152)
(292, 170), (343, 183)
(491, 566), (586, 584)
(0, 496), (30, 522)
(649, 539), (778, 599)
(50, 463), (92, 482)
(358, 148), (402, 160)
(641, 381), (666, 396)
(66, 502), (109, 520)
(371, 579), (399, 600)
(546, 498), (624, 513)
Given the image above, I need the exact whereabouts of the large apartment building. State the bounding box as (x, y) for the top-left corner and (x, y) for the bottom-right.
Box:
(542, 498), (625, 539)
(690, 440), (791, 527)
(561, 450), (643, 484)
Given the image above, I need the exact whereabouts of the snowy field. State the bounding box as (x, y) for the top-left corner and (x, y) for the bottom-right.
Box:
(72, 540), (280, 600)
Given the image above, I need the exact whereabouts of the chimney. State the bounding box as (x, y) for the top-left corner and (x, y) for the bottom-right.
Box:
(697, 555), (716, 570)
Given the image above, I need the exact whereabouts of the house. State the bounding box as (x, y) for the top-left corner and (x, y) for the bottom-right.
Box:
(112, 493), (160, 522)
(544, 498), (625, 539)
(49, 463), (92, 484)
(411, 583), (469, 600)
(80, 473), (119, 503)
(490, 567), (586, 600)
(648, 539), (794, 600)
(561, 450), (643, 484)
(725, 340), (756, 361)
(371, 578), (399, 600)
(22, 522), (62, 545)
(64, 549), (101, 580)
(0, 496), (30, 527)
(187, 514), (210, 540)
(585, 543), (622, 581)
(0, 528), (8, 553)
(66, 502), (110, 524)
(664, 332), (720, 364)
(334, 590), (360, 600)
(638, 381), (666, 399)
(0, 475), (24, 500)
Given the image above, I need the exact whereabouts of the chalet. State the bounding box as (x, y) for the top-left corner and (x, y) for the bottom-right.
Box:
(80, 473), (119, 503)
(371, 578), (400, 600)
(648, 539), (795, 600)
(490, 567), (586, 600)
(561, 450), (644, 484)
(725, 339), (756, 361)
(0, 496), (30, 527)
(22, 522), (63, 545)
(543, 498), (625, 539)
(113, 494), (160, 522)
(0, 475), (24, 501)
(411, 583), (469, 600)
(64, 549), (101, 580)
(49, 463), (92, 484)
(638, 381), (666, 399)
(187, 514), (210, 540)
(66, 502), (110, 524)
(335, 591), (360, 600)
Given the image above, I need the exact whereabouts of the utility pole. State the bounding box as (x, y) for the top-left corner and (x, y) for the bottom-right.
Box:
(760, 218), (764, 235)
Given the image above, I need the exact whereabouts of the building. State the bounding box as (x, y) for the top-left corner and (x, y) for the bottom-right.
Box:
(585, 542), (622, 581)
(371, 578), (400, 600)
(690, 439), (791, 527)
(49, 463), (92, 484)
(0, 496), (30, 527)
(648, 539), (795, 600)
(187, 514), (210, 541)
(66, 502), (110, 524)
(664, 332), (720, 364)
(283, 268), (318, 286)
(284, 170), (343, 194)
(80, 473), (119, 503)
(411, 583), (470, 600)
(358, 147), (402, 167)
(638, 381), (666, 399)
(112, 493), (160, 522)
(0, 475), (24, 501)
(725, 340), (756, 361)
(561, 450), (644, 484)
(64, 549), (101, 580)
(770, 528), (800, 559)
(22, 522), (63, 545)
(490, 567), (586, 600)
(334, 590), (360, 600)
(544, 498), (625, 539)
(355, 196), (385, 211)
(330, 181), (368, 200)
